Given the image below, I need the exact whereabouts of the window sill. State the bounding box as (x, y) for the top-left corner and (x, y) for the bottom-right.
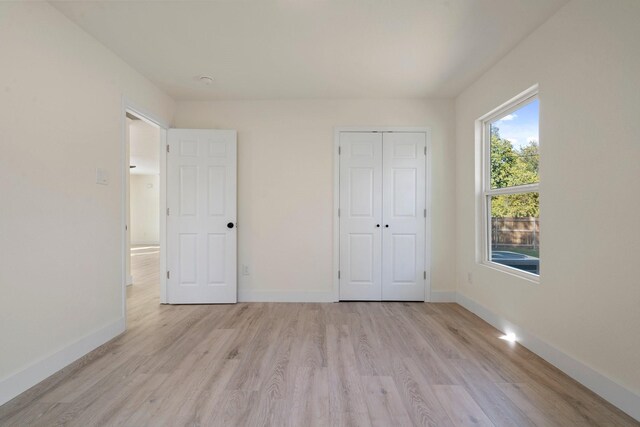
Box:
(479, 260), (540, 284)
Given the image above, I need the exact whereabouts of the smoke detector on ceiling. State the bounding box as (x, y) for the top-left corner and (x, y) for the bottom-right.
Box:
(198, 75), (214, 85)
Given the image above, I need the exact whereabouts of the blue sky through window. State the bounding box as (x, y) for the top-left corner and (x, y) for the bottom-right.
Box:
(491, 99), (539, 150)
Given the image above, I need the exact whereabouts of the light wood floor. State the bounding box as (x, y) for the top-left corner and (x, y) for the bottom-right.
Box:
(1, 249), (636, 426)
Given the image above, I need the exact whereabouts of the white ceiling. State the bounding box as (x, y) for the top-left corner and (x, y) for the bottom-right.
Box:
(51, 0), (567, 100)
(129, 119), (160, 175)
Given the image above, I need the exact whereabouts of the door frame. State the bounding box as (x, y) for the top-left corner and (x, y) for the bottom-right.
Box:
(121, 98), (169, 325)
(333, 126), (432, 302)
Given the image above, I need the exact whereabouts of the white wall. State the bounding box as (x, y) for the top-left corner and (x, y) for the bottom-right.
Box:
(0, 2), (174, 404)
(130, 174), (160, 245)
(455, 0), (640, 415)
(7, 0), (636, 418)
(174, 99), (456, 300)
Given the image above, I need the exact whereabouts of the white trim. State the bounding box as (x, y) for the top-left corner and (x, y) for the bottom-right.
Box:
(0, 317), (125, 406)
(424, 128), (433, 302)
(238, 290), (334, 303)
(334, 126), (432, 133)
(479, 258), (540, 283)
(158, 128), (168, 304)
(477, 85), (540, 283)
(122, 99), (170, 130)
(456, 292), (640, 422)
(477, 84), (539, 124)
(485, 183), (539, 196)
(332, 130), (340, 302)
(333, 126), (432, 302)
(430, 291), (457, 303)
(126, 275), (134, 287)
(121, 100), (129, 321)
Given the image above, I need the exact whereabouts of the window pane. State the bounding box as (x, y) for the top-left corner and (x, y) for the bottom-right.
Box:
(490, 192), (539, 275)
(490, 99), (539, 189)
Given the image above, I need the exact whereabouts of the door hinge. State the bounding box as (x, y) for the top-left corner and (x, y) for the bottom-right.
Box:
(338, 146), (341, 155)
(166, 144), (170, 153)
(338, 208), (340, 217)
(167, 208), (170, 216)
(424, 208), (427, 218)
(338, 270), (341, 279)
(424, 271), (427, 279)
(167, 271), (171, 279)
(424, 146), (427, 155)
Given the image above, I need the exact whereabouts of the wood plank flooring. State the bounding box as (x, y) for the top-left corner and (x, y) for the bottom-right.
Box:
(0, 248), (636, 426)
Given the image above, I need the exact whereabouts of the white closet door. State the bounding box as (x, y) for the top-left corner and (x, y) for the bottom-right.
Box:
(382, 132), (426, 301)
(167, 129), (237, 304)
(339, 132), (383, 300)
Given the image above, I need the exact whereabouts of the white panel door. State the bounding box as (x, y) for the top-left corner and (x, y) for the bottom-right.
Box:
(167, 129), (237, 304)
(339, 132), (383, 300)
(382, 132), (426, 301)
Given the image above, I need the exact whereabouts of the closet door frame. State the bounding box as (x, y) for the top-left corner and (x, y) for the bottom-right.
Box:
(333, 127), (432, 302)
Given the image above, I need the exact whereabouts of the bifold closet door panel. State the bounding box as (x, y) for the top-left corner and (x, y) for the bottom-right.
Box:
(382, 132), (426, 301)
(339, 132), (383, 300)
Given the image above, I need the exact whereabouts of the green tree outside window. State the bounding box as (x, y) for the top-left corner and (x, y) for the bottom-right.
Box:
(490, 126), (539, 218)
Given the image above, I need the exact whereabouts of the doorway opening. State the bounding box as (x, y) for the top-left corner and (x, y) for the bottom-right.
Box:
(122, 105), (168, 326)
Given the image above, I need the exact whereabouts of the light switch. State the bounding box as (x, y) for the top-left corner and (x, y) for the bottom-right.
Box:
(96, 168), (109, 185)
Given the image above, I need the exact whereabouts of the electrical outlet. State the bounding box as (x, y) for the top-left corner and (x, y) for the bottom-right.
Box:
(241, 264), (250, 276)
(467, 272), (473, 284)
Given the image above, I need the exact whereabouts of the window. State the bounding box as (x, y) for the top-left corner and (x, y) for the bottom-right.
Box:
(481, 90), (540, 278)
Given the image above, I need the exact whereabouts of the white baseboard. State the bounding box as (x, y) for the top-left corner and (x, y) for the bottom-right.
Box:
(0, 317), (126, 406)
(455, 292), (640, 422)
(429, 290), (457, 302)
(238, 289), (334, 303)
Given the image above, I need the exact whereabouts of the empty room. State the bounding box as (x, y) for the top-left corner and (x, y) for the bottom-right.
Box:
(0, 0), (638, 425)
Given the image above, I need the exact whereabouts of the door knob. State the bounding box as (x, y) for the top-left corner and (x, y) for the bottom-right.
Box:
(385, 224), (389, 228)
(227, 222), (235, 229)
(376, 224), (380, 228)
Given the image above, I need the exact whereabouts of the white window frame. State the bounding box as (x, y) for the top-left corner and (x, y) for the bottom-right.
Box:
(479, 85), (540, 282)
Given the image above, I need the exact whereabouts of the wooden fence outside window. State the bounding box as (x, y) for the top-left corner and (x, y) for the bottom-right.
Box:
(491, 217), (539, 249)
